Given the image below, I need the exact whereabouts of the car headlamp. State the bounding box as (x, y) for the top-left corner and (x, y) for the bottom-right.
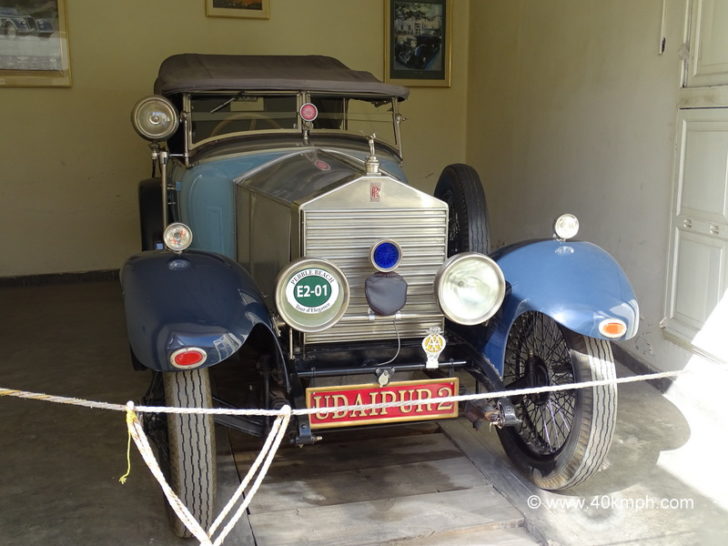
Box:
(275, 258), (350, 332)
(553, 213), (579, 241)
(163, 222), (193, 253)
(435, 252), (506, 325)
(131, 95), (179, 141)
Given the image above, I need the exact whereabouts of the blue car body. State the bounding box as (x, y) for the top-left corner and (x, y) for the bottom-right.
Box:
(121, 57), (643, 518)
(125, 144), (639, 381)
(122, 250), (279, 372)
(480, 239), (638, 375)
(123, 53), (638, 424)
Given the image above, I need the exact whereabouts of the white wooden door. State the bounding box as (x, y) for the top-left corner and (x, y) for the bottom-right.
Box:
(686, 0), (728, 87)
(664, 108), (728, 362)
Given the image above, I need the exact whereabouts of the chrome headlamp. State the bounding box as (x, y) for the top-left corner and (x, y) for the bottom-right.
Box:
(275, 258), (350, 332)
(435, 252), (506, 325)
(131, 95), (179, 141)
(163, 223), (193, 253)
(553, 213), (579, 241)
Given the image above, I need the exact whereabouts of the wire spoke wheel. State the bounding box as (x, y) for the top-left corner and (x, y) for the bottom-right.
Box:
(503, 312), (576, 455)
(497, 312), (617, 490)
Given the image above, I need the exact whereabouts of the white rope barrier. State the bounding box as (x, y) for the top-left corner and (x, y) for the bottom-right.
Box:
(211, 407), (290, 546)
(124, 402), (211, 544)
(123, 400), (291, 546)
(0, 368), (685, 545)
(0, 369), (684, 418)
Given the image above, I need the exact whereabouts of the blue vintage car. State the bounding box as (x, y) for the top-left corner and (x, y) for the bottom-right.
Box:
(123, 54), (638, 535)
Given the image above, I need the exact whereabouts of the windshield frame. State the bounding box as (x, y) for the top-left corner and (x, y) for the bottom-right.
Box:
(180, 91), (403, 161)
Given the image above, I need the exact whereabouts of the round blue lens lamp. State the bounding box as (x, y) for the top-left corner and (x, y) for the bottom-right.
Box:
(370, 240), (402, 272)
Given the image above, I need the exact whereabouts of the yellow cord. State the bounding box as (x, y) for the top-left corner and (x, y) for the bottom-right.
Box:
(118, 407), (136, 484)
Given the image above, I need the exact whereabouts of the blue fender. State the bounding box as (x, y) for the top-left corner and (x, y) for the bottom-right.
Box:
(474, 240), (639, 375)
(121, 250), (278, 372)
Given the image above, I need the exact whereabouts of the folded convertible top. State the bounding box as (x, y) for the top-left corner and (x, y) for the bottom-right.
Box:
(154, 54), (409, 100)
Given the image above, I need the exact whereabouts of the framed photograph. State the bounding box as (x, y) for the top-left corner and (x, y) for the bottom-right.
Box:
(206, 0), (270, 20)
(384, 0), (451, 87)
(0, 0), (71, 87)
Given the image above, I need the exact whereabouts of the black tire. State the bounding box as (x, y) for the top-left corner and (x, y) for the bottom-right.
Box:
(138, 179), (163, 251)
(434, 164), (490, 256)
(497, 312), (617, 490)
(163, 369), (217, 537)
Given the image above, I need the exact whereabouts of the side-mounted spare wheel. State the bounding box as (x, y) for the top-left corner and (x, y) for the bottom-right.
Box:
(138, 178), (164, 251)
(497, 312), (617, 490)
(434, 163), (490, 256)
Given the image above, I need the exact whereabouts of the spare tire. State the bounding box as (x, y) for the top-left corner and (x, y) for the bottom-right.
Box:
(138, 179), (163, 251)
(434, 164), (490, 256)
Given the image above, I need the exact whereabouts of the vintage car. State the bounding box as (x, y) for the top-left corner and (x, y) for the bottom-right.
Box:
(395, 31), (441, 69)
(0, 7), (53, 39)
(122, 54), (639, 536)
(0, 8), (36, 38)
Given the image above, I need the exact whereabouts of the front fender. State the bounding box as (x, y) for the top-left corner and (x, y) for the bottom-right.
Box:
(476, 240), (638, 375)
(121, 250), (276, 371)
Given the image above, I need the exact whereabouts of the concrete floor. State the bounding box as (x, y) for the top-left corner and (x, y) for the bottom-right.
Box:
(1, 281), (727, 545)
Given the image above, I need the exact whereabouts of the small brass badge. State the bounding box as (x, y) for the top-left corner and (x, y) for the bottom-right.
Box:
(422, 327), (446, 369)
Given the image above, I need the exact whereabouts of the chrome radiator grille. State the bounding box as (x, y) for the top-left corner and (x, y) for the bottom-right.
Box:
(303, 208), (447, 344)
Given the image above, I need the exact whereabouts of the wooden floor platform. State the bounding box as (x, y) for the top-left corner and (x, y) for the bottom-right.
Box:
(221, 423), (538, 546)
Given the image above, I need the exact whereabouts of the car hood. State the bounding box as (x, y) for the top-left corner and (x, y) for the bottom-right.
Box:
(236, 149), (371, 205)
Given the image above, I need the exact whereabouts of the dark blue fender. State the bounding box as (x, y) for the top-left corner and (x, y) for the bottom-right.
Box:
(471, 240), (639, 376)
(121, 250), (278, 372)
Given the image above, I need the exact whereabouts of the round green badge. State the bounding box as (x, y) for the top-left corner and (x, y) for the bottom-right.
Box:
(285, 268), (339, 314)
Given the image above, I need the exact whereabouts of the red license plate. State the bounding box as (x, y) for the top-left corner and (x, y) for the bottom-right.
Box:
(305, 377), (459, 429)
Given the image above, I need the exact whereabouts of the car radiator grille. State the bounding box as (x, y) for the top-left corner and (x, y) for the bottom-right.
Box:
(302, 208), (447, 344)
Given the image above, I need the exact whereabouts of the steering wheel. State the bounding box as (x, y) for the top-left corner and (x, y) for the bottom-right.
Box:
(210, 112), (283, 136)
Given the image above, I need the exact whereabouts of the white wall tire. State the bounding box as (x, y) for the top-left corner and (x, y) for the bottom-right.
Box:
(497, 312), (617, 490)
(163, 368), (217, 537)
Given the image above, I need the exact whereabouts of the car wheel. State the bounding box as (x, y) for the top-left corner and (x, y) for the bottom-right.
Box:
(163, 369), (217, 537)
(497, 312), (617, 490)
(434, 163), (490, 255)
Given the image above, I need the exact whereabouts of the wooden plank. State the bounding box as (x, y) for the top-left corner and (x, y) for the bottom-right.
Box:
(248, 486), (524, 546)
(247, 456), (489, 514)
(440, 384), (728, 546)
(234, 432), (462, 481)
(213, 427), (256, 546)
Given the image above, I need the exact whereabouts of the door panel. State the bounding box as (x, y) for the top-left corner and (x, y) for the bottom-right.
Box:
(671, 229), (724, 329)
(687, 0), (728, 87)
(679, 126), (728, 222)
(664, 109), (728, 361)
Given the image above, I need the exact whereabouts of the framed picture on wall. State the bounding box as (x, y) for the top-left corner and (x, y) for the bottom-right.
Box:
(384, 0), (451, 87)
(0, 0), (71, 87)
(206, 0), (270, 19)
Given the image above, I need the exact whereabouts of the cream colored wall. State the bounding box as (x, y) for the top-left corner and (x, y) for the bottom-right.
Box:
(465, 0), (691, 372)
(0, 0), (469, 277)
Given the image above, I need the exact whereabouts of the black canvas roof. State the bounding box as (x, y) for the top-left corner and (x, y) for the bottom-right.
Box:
(154, 54), (409, 100)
